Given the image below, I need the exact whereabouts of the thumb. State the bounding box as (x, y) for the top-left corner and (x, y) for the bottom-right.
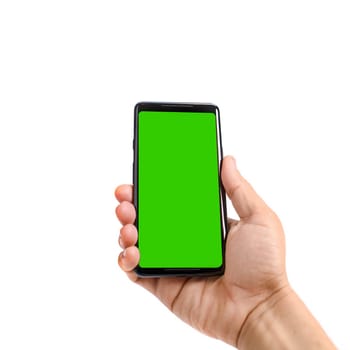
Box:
(221, 156), (267, 219)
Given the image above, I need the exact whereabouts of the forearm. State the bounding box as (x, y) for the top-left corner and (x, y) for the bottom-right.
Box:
(237, 287), (336, 350)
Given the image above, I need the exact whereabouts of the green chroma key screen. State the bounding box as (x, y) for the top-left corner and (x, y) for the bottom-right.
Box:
(137, 109), (223, 269)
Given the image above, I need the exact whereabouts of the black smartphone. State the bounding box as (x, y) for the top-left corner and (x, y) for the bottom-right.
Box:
(133, 102), (227, 277)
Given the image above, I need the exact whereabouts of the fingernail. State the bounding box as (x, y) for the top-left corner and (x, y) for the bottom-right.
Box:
(118, 235), (125, 249)
(227, 156), (237, 169)
(228, 156), (237, 169)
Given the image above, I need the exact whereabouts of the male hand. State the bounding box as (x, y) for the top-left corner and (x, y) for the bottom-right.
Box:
(115, 156), (288, 346)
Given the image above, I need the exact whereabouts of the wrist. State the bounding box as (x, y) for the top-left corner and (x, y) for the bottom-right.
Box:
(237, 284), (293, 349)
(237, 285), (335, 350)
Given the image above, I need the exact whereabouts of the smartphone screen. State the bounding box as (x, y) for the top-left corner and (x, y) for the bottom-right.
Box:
(133, 102), (227, 277)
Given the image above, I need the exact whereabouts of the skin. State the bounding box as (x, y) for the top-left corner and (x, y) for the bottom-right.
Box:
(115, 156), (336, 349)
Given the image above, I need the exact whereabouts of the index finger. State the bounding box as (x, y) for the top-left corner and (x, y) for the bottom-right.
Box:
(115, 184), (133, 203)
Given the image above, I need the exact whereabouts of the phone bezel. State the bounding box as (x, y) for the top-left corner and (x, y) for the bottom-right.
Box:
(133, 102), (227, 277)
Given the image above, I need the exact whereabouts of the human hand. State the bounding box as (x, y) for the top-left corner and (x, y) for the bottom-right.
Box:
(115, 156), (289, 347)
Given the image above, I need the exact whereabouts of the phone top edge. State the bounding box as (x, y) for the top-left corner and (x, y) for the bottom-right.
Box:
(135, 101), (219, 114)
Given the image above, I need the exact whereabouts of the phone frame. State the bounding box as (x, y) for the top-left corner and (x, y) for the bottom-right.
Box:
(133, 102), (227, 277)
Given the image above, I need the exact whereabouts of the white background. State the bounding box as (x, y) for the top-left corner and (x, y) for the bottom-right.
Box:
(0, 1), (349, 349)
